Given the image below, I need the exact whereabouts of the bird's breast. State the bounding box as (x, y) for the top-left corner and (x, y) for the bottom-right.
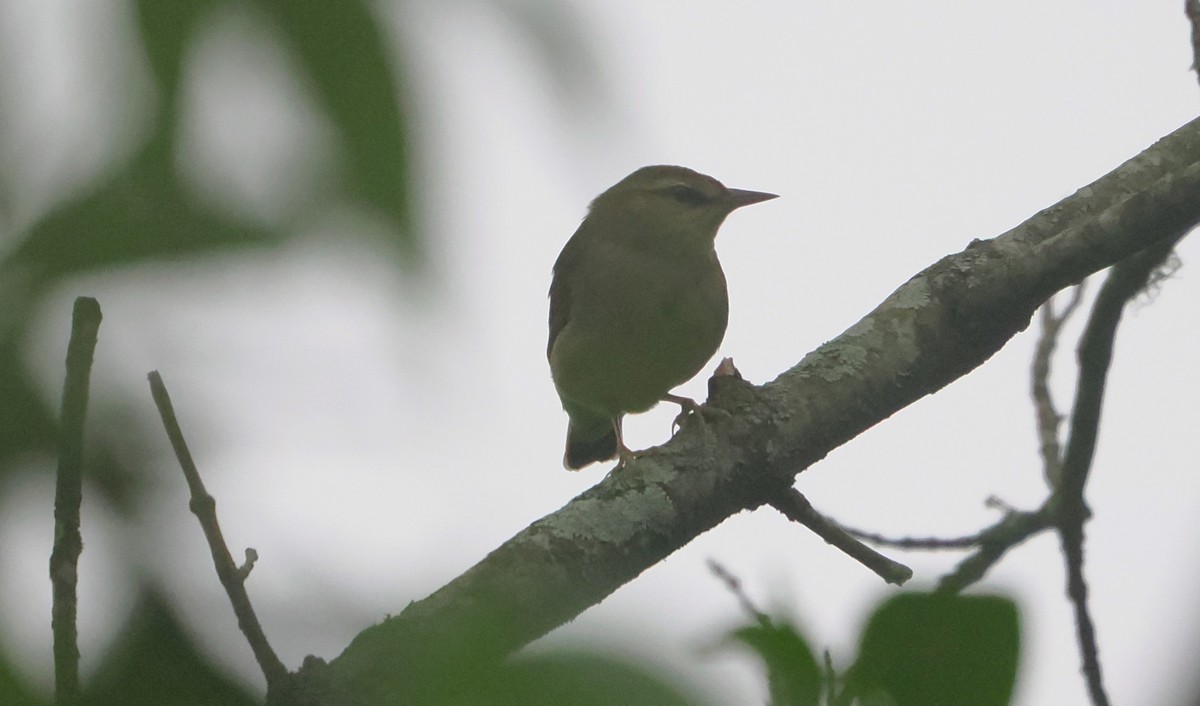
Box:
(550, 246), (729, 415)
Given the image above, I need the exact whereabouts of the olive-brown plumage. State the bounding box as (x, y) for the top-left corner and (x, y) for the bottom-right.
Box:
(548, 165), (777, 469)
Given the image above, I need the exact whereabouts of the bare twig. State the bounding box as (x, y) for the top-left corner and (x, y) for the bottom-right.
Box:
(50, 297), (102, 706)
(936, 505), (1055, 594)
(1059, 524), (1105, 706)
(768, 488), (912, 585)
(1052, 239), (1177, 706)
(1031, 284), (1086, 488)
(147, 371), (288, 691)
(707, 559), (771, 628)
(824, 650), (839, 706)
(1055, 241), (1176, 527)
(838, 525), (983, 550)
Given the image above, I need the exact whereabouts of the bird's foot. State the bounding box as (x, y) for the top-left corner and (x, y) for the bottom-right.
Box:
(611, 439), (642, 471)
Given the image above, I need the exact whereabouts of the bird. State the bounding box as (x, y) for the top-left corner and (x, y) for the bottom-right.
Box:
(547, 165), (777, 470)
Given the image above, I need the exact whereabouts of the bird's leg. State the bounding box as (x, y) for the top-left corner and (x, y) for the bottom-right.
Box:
(665, 393), (732, 434)
(612, 416), (639, 470)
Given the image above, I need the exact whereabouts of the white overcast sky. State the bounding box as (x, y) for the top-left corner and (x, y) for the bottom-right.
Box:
(2, 2), (1199, 705)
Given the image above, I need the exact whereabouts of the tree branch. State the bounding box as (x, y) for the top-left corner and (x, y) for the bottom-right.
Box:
(1053, 238), (1177, 706)
(50, 297), (102, 706)
(148, 371), (290, 694)
(838, 524), (990, 551)
(1031, 284), (1086, 488)
(768, 488), (912, 585)
(315, 116), (1200, 705)
(935, 505), (1055, 595)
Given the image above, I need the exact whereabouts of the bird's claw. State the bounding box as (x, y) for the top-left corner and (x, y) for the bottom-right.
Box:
(611, 446), (645, 472)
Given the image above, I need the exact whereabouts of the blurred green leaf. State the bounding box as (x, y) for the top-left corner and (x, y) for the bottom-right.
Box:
(84, 590), (257, 706)
(0, 340), (54, 463)
(0, 646), (47, 706)
(845, 592), (1020, 706)
(0, 149), (276, 476)
(256, 0), (416, 257)
(10, 153), (278, 281)
(135, 0), (224, 107)
(730, 620), (821, 706)
(450, 650), (705, 706)
(493, 1), (610, 116)
(0, 0), (414, 477)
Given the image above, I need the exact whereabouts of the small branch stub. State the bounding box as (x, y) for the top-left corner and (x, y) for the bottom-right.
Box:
(769, 488), (912, 586)
(237, 548), (259, 582)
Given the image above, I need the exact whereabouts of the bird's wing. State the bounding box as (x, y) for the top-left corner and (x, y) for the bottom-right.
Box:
(547, 221), (590, 360)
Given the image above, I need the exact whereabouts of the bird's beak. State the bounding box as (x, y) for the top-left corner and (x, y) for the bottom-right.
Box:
(725, 188), (779, 209)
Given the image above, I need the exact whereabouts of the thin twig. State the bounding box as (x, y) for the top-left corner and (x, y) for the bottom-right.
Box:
(50, 297), (102, 706)
(1055, 242), (1176, 530)
(147, 371), (288, 691)
(707, 559), (771, 628)
(838, 525), (983, 550)
(1053, 239), (1177, 706)
(768, 488), (912, 585)
(824, 650), (839, 706)
(936, 505), (1055, 594)
(1060, 521), (1105, 706)
(1031, 284), (1086, 488)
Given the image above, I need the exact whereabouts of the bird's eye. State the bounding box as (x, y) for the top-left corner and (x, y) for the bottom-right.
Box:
(665, 185), (708, 206)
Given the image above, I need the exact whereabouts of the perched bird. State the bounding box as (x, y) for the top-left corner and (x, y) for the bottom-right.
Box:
(547, 165), (777, 469)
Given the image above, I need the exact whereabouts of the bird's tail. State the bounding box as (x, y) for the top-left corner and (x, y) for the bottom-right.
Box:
(563, 415), (617, 470)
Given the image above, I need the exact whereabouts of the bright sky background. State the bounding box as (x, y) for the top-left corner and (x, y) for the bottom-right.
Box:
(2, 2), (1200, 704)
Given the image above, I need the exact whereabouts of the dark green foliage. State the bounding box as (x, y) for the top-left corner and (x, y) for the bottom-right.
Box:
(84, 591), (257, 706)
(729, 591), (1020, 706)
(844, 592), (1020, 706)
(0, 651), (47, 706)
(0, 0), (415, 488)
(448, 651), (705, 706)
(731, 620), (821, 706)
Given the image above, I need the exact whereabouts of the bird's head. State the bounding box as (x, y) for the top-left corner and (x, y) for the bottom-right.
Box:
(586, 165), (777, 250)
